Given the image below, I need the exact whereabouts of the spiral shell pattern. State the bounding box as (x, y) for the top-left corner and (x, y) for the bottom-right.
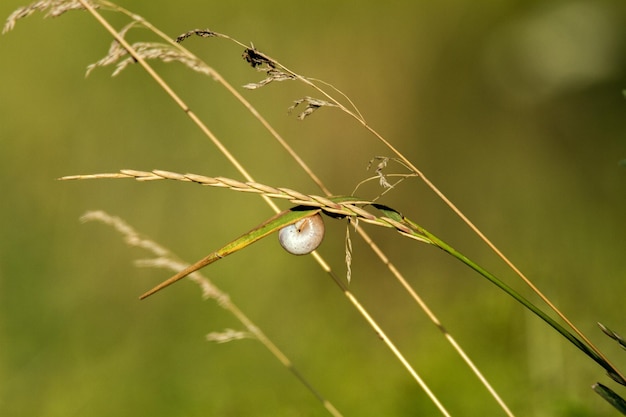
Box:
(278, 213), (325, 255)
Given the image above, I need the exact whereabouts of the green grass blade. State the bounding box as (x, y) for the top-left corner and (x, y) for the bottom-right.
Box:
(371, 203), (624, 383)
(139, 207), (320, 299)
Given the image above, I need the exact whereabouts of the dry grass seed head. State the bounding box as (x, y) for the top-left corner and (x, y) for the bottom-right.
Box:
(175, 28), (217, 43)
(87, 26), (214, 78)
(206, 329), (252, 344)
(3, 0), (98, 34)
(288, 96), (338, 120)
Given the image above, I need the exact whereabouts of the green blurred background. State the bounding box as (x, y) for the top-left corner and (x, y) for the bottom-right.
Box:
(1, 0), (626, 415)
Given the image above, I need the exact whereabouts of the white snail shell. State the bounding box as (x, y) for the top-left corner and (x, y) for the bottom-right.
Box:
(278, 213), (325, 255)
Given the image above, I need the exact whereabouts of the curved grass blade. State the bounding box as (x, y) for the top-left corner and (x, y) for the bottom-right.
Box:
(371, 203), (626, 385)
(139, 207), (320, 299)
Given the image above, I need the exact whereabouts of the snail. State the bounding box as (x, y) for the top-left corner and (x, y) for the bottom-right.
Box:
(278, 213), (325, 255)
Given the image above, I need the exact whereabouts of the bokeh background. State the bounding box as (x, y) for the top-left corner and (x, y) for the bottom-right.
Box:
(1, 0), (626, 415)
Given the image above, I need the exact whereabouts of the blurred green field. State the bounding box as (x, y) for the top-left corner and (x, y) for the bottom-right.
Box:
(1, 1), (626, 415)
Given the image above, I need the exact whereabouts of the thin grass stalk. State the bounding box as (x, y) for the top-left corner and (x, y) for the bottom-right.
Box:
(220, 292), (343, 417)
(73, 2), (451, 414)
(352, 225), (515, 416)
(307, 249), (450, 416)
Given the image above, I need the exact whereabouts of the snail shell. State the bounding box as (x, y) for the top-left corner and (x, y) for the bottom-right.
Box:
(278, 213), (325, 255)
